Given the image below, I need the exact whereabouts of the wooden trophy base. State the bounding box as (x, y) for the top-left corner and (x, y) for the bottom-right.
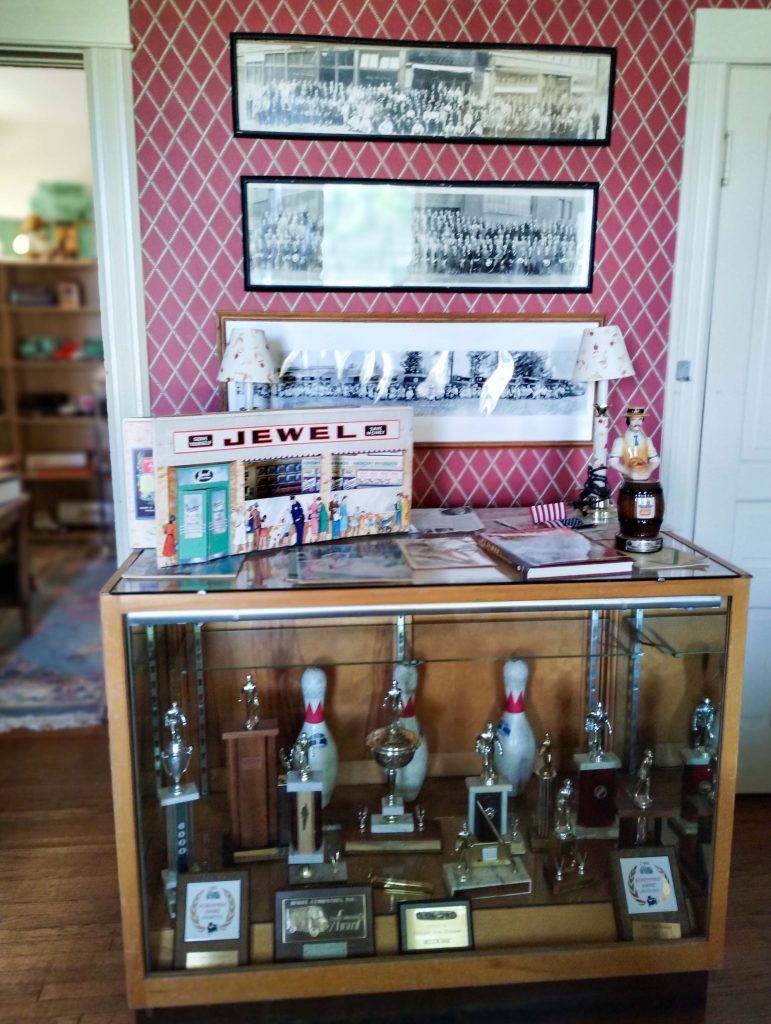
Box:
(222, 719), (279, 852)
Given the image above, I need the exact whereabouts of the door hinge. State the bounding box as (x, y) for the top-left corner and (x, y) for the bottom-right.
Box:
(721, 131), (732, 187)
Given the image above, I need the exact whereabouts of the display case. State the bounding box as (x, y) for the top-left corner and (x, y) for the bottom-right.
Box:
(100, 525), (749, 1010)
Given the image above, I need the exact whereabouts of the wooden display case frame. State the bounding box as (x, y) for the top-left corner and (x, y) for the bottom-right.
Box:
(100, 538), (749, 1011)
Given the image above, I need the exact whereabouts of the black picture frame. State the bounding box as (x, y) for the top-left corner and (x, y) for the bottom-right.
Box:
(399, 899), (474, 953)
(274, 885), (375, 961)
(231, 33), (616, 147)
(609, 847), (691, 942)
(241, 176), (598, 294)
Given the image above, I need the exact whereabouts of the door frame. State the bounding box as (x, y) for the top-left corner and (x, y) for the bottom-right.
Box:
(662, 9), (771, 538)
(0, 0), (149, 561)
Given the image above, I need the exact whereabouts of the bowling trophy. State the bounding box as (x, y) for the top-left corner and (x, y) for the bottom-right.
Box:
(366, 681), (420, 833)
(158, 701), (200, 916)
(616, 748), (676, 847)
(466, 721), (513, 845)
(443, 816), (532, 898)
(284, 733), (345, 883)
(222, 674), (279, 858)
(530, 732), (557, 852)
(546, 778), (592, 893)
(573, 700), (620, 829)
(680, 696), (719, 823)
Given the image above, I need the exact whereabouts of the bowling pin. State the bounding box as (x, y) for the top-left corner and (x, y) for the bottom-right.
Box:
(295, 666), (338, 808)
(393, 662), (428, 801)
(494, 657), (536, 796)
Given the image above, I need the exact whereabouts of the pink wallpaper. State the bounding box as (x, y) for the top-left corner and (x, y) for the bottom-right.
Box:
(130, 0), (759, 508)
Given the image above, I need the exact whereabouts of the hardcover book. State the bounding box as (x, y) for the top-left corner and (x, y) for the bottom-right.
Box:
(475, 528), (634, 580)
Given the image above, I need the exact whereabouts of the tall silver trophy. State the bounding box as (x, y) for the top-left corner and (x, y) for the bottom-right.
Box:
(158, 701), (199, 915)
(366, 681), (420, 833)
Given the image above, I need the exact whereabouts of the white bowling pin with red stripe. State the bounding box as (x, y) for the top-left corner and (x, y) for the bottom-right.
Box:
(393, 662), (428, 802)
(296, 666), (338, 808)
(494, 657), (536, 796)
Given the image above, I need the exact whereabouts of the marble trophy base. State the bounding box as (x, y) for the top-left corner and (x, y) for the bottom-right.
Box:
(443, 856), (532, 897)
(371, 793), (415, 834)
(466, 777), (512, 843)
(574, 752), (621, 828)
(286, 769), (324, 864)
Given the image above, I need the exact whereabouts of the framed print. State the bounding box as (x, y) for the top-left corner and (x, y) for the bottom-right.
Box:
(174, 871), (250, 969)
(216, 312), (603, 445)
(274, 886), (374, 961)
(610, 847), (690, 942)
(231, 34), (615, 146)
(241, 176), (598, 294)
(399, 900), (474, 953)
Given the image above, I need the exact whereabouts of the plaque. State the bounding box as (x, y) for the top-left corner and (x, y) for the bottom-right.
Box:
(274, 886), (375, 961)
(173, 871), (250, 969)
(399, 900), (473, 953)
(610, 847), (690, 941)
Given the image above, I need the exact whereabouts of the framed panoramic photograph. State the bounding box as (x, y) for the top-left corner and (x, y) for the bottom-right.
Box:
(274, 885), (375, 961)
(231, 33), (616, 146)
(241, 176), (598, 293)
(215, 312), (603, 445)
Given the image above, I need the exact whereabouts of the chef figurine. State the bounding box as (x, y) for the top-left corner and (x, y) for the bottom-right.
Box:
(608, 406), (660, 481)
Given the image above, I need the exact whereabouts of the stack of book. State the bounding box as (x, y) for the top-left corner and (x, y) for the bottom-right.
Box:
(475, 527), (634, 580)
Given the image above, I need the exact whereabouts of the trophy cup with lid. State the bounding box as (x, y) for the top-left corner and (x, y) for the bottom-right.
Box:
(158, 701), (199, 915)
(573, 700), (620, 829)
(366, 681), (420, 833)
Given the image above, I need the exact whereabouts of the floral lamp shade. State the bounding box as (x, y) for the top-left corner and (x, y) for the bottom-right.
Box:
(217, 328), (274, 384)
(572, 325), (634, 384)
(218, 327), (275, 411)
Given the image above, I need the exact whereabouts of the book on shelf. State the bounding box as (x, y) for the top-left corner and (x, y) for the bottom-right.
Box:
(475, 527), (634, 580)
(0, 473), (22, 504)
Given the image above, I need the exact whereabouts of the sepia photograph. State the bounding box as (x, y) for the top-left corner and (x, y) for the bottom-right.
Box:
(216, 313), (602, 444)
(231, 34), (615, 146)
(241, 177), (598, 293)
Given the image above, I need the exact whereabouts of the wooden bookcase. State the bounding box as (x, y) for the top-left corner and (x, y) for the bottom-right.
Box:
(100, 531), (749, 1011)
(0, 257), (110, 534)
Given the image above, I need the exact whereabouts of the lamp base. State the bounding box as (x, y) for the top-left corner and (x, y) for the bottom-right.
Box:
(575, 466), (614, 521)
(582, 498), (616, 523)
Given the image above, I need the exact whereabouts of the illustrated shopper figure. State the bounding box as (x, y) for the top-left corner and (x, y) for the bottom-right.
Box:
(290, 496), (305, 546)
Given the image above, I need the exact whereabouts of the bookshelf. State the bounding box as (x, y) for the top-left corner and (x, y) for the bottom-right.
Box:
(0, 257), (111, 535)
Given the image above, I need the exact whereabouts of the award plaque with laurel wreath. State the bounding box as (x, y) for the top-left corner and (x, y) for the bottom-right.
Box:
(174, 871), (250, 969)
(609, 847), (690, 941)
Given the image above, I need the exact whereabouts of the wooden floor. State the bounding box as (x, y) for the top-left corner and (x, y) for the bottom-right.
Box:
(0, 727), (768, 1024)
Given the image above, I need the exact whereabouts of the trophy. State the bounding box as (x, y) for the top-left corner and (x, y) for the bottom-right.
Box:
(158, 701), (199, 914)
(466, 721), (513, 845)
(531, 732), (557, 852)
(283, 733), (333, 881)
(546, 778), (591, 893)
(222, 675), (279, 856)
(573, 700), (620, 828)
(443, 819), (532, 898)
(680, 696), (719, 822)
(365, 681), (420, 833)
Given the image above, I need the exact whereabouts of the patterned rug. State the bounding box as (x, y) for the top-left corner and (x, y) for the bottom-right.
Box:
(0, 545), (115, 732)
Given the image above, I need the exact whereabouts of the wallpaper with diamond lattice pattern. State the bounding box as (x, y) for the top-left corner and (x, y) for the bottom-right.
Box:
(130, 0), (762, 508)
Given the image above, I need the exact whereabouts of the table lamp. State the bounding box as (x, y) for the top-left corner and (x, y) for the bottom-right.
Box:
(572, 325), (634, 521)
(218, 327), (274, 410)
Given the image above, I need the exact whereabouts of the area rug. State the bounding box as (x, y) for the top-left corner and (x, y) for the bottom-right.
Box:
(0, 552), (115, 732)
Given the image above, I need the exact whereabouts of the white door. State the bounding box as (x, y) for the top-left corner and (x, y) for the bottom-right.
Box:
(693, 66), (771, 792)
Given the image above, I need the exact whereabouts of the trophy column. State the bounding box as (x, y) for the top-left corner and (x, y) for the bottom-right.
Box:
(574, 701), (620, 829)
(158, 702), (199, 916)
(222, 674), (279, 856)
(466, 721), (513, 843)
